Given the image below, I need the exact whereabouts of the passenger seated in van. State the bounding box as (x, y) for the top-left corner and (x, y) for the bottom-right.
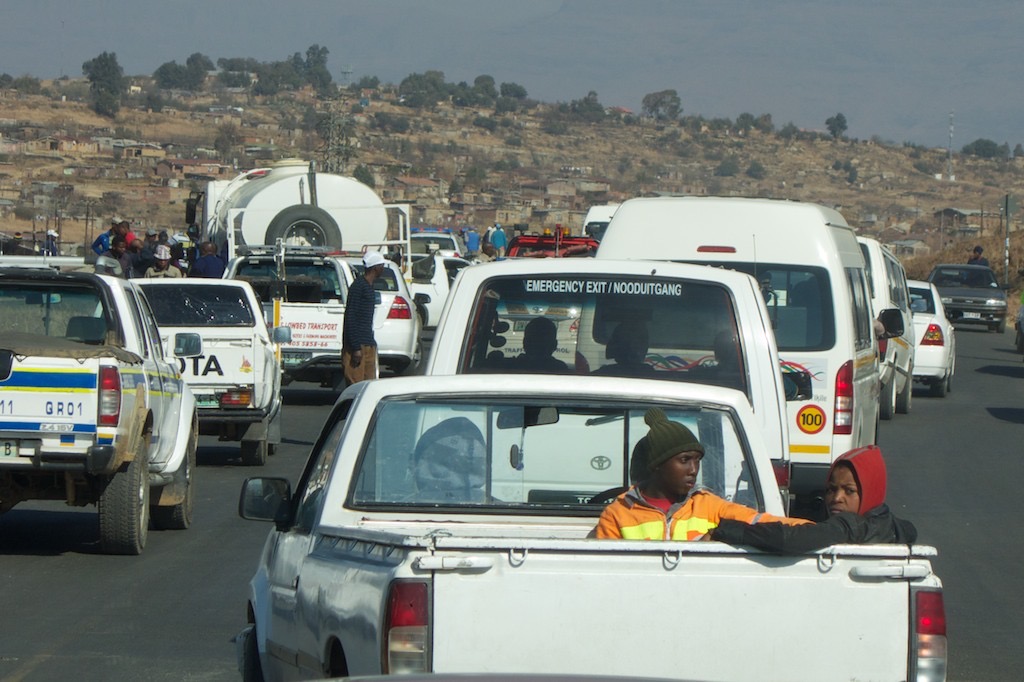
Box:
(508, 317), (569, 374)
(710, 446), (916, 551)
(595, 409), (808, 540)
(592, 323), (656, 377)
(412, 417), (488, 504)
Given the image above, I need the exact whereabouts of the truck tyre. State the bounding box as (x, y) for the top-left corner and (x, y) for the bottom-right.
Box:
(879, 379), (895, 420)
(152, 430), (196, 530)
(265, 205), (342, 249)
(240, 625), (265, 682)
(997, 317), (1007, 334)
(241, 440), (268, 467)
(99, 434), (151, 555)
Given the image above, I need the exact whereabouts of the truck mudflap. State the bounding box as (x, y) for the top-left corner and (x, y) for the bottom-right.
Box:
(422, 540), (935, 682)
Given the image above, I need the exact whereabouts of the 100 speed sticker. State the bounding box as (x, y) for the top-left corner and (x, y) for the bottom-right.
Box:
(796, 404), (826, 434)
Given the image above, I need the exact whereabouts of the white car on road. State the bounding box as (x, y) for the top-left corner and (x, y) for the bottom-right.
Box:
(908, 279), (956, 397)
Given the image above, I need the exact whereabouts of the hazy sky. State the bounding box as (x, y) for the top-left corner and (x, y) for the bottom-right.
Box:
(3, 0), (1022, 148)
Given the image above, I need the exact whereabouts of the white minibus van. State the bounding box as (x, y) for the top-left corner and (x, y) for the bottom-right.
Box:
(857, 236), (915, 420)
(597, 197), (895, 504)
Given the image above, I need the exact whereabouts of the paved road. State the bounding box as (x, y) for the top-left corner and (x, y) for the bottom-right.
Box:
(0, 326), (1020, 680)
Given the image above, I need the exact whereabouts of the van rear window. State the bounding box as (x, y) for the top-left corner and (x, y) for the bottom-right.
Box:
(458, 274), (747, 393)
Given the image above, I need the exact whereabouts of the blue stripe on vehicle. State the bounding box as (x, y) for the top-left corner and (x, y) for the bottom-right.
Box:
(0, 370), (97, 389)
(0, 422), (98, 433)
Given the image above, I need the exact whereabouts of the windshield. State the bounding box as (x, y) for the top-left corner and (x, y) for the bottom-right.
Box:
(350, 397), (759, 513)
(458, 274), (749, 394)
(141, 284), (256, 327)
(909, 286), (936, 314)
(0, 283), (107, 343)
(235, 259), (346, 303)
(411, 234), (461, 254)
(929, 266), (998, 289)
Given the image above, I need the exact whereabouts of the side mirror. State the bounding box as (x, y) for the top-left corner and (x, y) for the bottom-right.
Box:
(238, 477), (291, 523)
(413, 292), (431, 306)
(272, 326), (292, 344)
(173, 332), (203, 358)
(877, 308), (904, 339)
(782, 369), (813, 401)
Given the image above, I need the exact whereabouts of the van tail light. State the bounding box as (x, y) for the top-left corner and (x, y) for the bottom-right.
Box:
(921, 323), (945, 346)
(910, 588), (947, 682)
(383, 580), (430, 674)
(877, 337), (888, 357)
(98, 366), (121, 427)
(770, 458), (790, 490)
(833, 360), (853, 435)
(388, 296), (413, 320)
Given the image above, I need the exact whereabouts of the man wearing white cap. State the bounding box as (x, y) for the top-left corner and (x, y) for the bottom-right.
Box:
(144, 244), (183, 278)
(43, 230), (59, 256)
(342, 251), (387, 386)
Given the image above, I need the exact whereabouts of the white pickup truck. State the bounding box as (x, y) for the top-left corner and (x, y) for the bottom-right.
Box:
(0, 268), (200, 554)
(225, 246), (354, 390)
(236, 374), (945, 682)
(137, 279), (291, 466)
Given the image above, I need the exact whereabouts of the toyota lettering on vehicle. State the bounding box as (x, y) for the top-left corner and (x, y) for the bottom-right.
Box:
(178, 355), (225, 377)
(524, 278), (683, 296)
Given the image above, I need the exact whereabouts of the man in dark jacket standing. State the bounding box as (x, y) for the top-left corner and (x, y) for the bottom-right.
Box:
(342, 251), (386, 387)
(711, 445), (917, 551)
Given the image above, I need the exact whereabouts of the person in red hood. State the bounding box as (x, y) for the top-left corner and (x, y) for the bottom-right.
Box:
(710, 445), (917, 551)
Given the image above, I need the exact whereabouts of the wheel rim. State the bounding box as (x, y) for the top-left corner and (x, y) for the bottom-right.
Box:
(281, 220), (329, 246)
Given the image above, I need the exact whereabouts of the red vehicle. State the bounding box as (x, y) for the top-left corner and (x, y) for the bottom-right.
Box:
(505, 234), (599, 258)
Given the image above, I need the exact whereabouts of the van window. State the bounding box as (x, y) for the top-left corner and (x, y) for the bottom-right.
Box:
(691, 261), (835, 352)
(458, 274), (747, 393)
(846, 268), (874, 351)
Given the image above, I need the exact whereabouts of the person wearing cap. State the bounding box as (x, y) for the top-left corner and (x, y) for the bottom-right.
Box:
(595, 408), (809, 540)
(710, 446), (917, 552)
(144, 244), (183, 278)
(342, 251), (387, 386)
(189, 241), (225, 278)
(491, 222), (507, 258)
(42, 229), (59, 257)
(134, 229), (161, 276)
(967, 245), (989, 268)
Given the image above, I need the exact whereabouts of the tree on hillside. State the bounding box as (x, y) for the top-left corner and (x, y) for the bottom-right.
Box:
(398, 71), (448, 109)
(500, 82), (528, 99)
(641, 89), (682, 122)
(154, 61), (188, 90)
(214, 123), (240, 157)
(826, 112), (848, 139)
(961, 138), (1004, 159)
(570, 91), (605, 123)
(303, 44), (333, 95)
(349, 75), (380, 93)
(353, 164), (375, 188)
(185, 53), (214, 91)
(474, 75), (498, 101)
(82, 52), (125, 117)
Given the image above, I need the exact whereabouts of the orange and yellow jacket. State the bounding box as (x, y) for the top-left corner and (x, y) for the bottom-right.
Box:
(595, 486), (810, 540)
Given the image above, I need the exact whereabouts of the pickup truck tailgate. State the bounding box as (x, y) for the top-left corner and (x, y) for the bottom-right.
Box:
(426, 540), (924, 682)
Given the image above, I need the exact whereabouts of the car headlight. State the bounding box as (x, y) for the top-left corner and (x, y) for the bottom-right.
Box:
(986, 298), (1007, 308)
(940, 296), (953, 304)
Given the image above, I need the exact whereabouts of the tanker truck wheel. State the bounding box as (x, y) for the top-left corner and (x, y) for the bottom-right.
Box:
(265, 206), (342, 249)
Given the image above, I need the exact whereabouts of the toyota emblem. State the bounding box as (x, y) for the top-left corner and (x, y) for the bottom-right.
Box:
(591, 456), (612, 470)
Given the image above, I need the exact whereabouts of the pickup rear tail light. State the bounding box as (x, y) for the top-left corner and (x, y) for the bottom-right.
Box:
(921, 323), (945, 346)
(770, 458), (790, 490)
(833, 360), (853, 435)
(219, 388), (253, 407)
(388, 296), (413, 320)
(383, 580), (430, 674)
(910, 588), (947, 681)
(98, 366), (121, 427)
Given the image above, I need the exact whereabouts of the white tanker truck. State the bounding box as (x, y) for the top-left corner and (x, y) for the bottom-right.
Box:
(186, 159), (407, 259)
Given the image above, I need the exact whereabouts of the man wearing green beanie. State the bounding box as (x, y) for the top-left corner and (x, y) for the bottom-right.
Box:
(595, 408), (808, 540)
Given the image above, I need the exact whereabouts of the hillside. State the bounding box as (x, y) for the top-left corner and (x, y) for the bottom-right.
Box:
(3, 82), (1024, 305)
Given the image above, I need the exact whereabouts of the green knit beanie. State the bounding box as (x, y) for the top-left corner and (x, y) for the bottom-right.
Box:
(644, 408), (703, 470)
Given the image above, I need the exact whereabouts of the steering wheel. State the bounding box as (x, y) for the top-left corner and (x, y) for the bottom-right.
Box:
(588, 486), (629, 505)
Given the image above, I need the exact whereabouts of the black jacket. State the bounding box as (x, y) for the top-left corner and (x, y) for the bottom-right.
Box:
(711, 504), (917, 553)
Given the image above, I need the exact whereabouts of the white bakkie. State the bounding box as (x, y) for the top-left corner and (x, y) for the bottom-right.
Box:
(235, 374), (946, 682)
(137, 279), (290, 466)
(0, 268), (200, 555)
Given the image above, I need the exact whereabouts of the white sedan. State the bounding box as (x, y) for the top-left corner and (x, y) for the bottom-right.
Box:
(908, 279), (956, 397)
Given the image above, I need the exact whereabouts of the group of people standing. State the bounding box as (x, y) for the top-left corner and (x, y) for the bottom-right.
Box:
(91, 217), (225, 279)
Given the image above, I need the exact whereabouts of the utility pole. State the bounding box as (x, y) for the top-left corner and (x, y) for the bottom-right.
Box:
(947, 112), (955, 182)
